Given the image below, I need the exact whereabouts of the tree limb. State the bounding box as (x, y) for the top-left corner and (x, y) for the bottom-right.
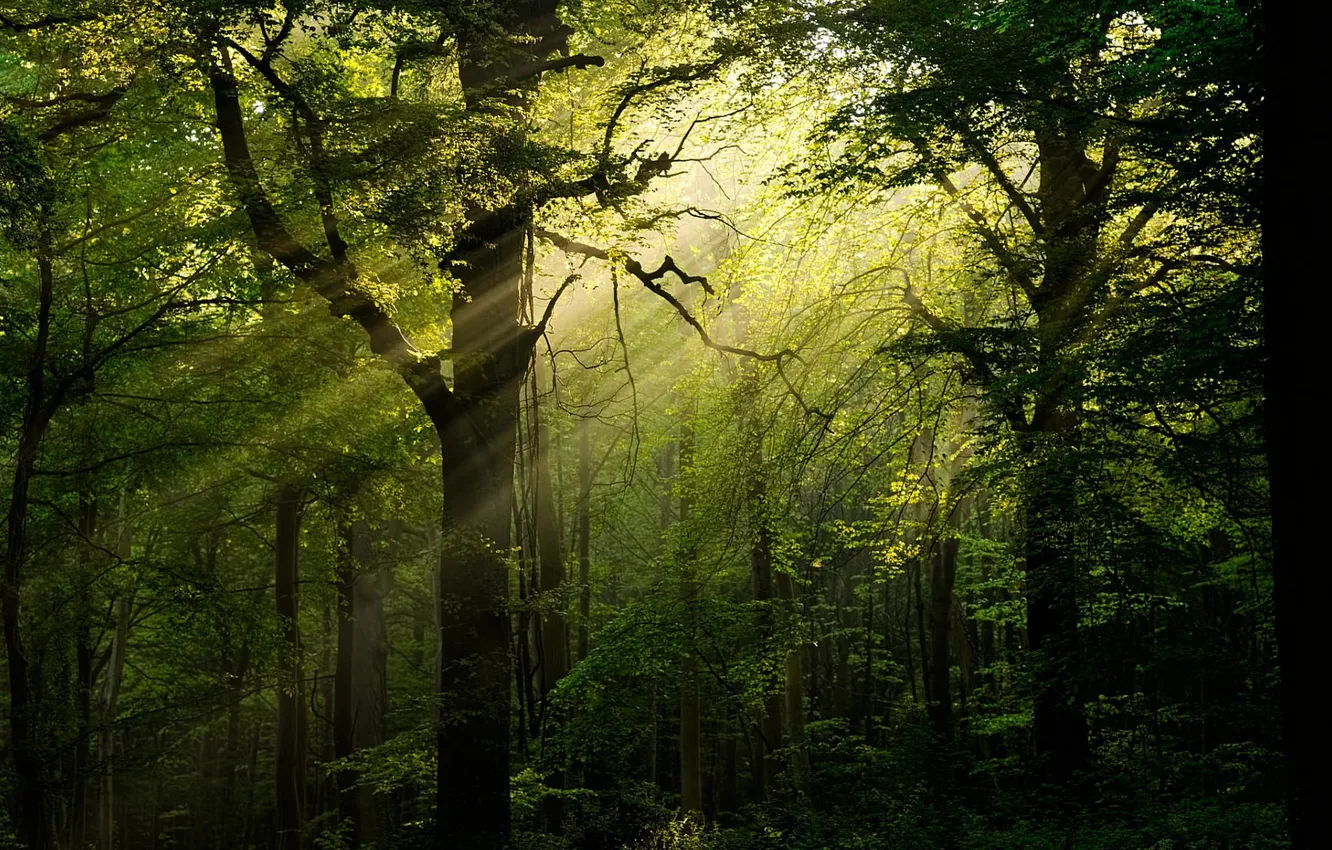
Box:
(536, 229), (790, 363)
(934, 172), (1038, 299)
(37, 86), (129, 142)
(207, 54), (454, 421)
(0, 13), (93, 31)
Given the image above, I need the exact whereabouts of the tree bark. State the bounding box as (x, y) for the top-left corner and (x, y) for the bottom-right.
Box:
(333, 518), (360, 843)
(436, 6), (570, 833)
(220, 637), (251, 850)
(776, 571), (808, 790)
(350, 522), (388, 848)
(1022, 432), (1089, 781)
(927, 533), (961, 736)
(2, 242), (59, 850)
(208, 50), (520, 849)
(577, 418), (592, 661)
(536, 403), (569, 695)
(275, 484), (306, 850)
(102, 494), (135, 849)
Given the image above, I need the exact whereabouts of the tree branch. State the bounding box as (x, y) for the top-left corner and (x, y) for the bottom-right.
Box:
(536, 229), (789, 363)
(221, 37), (347, 260)
(495, 53), (604, 88)
(1, 13), (93, 31)
(533, 274), (579, 337)
(952, 125), (1043, 235)
(37, 86), (129, 142)
(207, 53), (454, 421)
(935, 172), (1038, 299)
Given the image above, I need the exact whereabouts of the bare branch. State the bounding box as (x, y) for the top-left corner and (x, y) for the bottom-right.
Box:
(533, 274), (580, 336)
(497, 53), (605, 86)
(536, 229), (791, 363)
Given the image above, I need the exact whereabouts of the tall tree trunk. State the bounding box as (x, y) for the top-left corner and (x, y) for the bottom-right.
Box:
(208, 9), (569, 844)
(2, 242), (59, 850)
(220, 639), (251, 850)
(533, 384), (568, 832)
(536, 399), (569, 695)
(436, 242), (521, 850)
(926, 420), (974, 737)
(333, 518), (361, 844)
(437, 8), (580, 836)
(776, 571), (808, 791)
(1021, 425), (1088, 780)
(1012, 129), (1105, 781)
(73, 495), (98, 850)
(98, 494), (133, 850)
(275, 484), (306, 850)
(577, 418), (592, 661)
(907, 430), (934, 717)
(351, 522), (388, 848)
(927, 531), (962, 736)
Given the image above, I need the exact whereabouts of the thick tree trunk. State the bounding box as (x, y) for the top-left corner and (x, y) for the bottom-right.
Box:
(434, 6), (561, 829)
(275, 484), (306, 850)
(210, 8), (570, 845)
(3, 246), (58, 850)
(1017, 131), (1102, 781)
(1022, 437), (1088, 780)
(432, 203), (525, 839)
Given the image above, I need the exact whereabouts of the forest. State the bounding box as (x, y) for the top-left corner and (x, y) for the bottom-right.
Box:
(0, 1), (1302, 849)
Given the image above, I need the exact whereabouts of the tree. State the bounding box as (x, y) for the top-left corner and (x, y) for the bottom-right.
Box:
(794, 0), (1261, 781)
